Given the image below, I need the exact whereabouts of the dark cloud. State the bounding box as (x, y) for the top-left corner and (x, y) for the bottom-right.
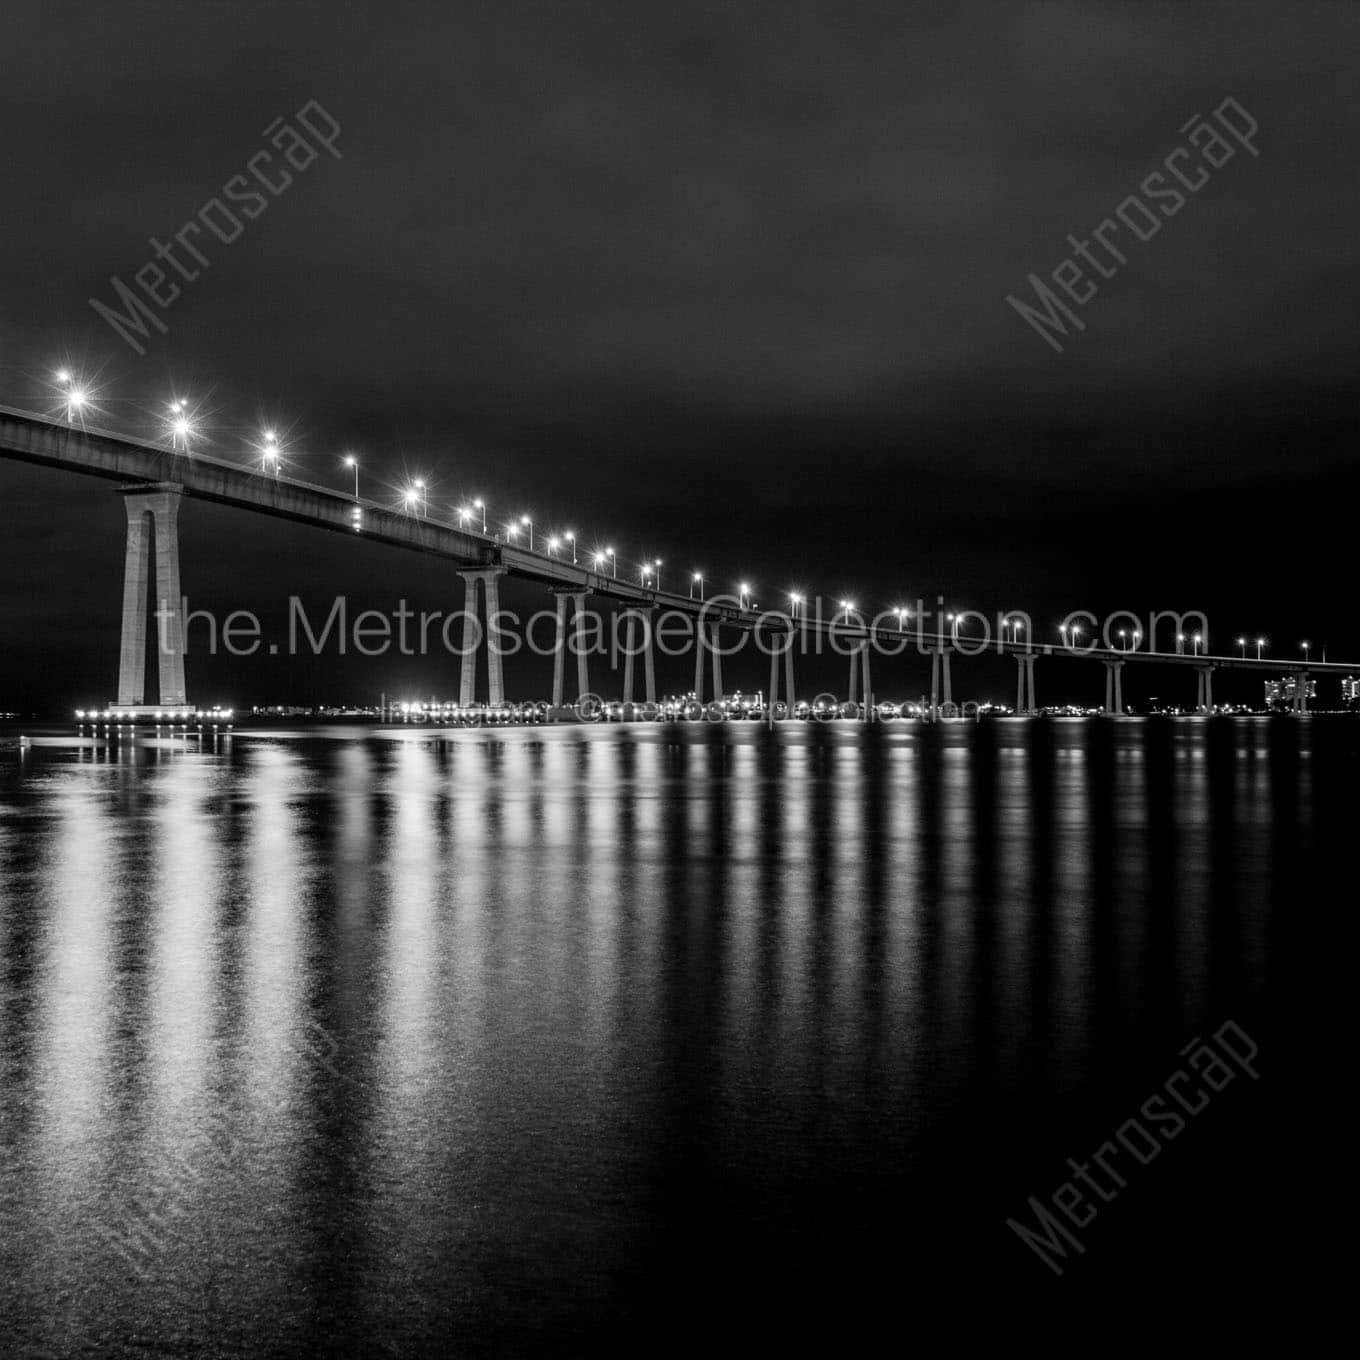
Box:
(2, 1), (1357, 708)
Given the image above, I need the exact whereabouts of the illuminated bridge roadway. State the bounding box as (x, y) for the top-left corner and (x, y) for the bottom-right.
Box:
(0, 404), (1347, 718)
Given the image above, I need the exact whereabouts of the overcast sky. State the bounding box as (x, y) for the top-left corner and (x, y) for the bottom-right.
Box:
(2, 0), (1357, 708)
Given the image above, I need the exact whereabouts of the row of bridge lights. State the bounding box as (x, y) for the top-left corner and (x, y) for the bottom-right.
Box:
(46, 371), (1317, 660)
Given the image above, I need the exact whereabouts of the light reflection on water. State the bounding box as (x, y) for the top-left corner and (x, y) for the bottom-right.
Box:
(0, 718), (1345, 1354)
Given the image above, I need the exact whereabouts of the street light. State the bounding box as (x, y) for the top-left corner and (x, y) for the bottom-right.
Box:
(520, 514), (533, 550)
(1177, 632), (1185, 655)
(564, 531), (577, 564)
(547, 535), (561, 556)
(405, 490), (419, 515)
(1237, 636), (1247, 658)
(653, 558), (662, 591)
(168, 401), (193, 453)
(55, 371), (88, 425)
(473, 498), (486, 532)
(742, 583), (754, 611)
(1193, 632), (1203, 657)
(261, 430), (279, 477)
(893, 605), (908, 631)
(691, 572), (704, 601)
(343, 454), (359, 498)
(791, 592), (804, 617)
(605, 547), (616, 577)
(838, 598), (855, 622)
(1301, 641), (1310, 662)
(1118, 628), (1128, 652)
(1256, 637), (1266, 660)
(414, 479), (427, 517)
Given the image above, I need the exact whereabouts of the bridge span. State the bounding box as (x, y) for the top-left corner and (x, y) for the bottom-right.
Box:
(0, 404), (1350, 717)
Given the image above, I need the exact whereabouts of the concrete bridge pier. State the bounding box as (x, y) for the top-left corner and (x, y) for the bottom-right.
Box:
(694, 622), (723, 702)
(1103, 659), (1125, 715)
(116, 483), (188, 708)
(846, 641), (872, 713)
(550, 588), (591, 707)
(458, 567), (507, 707)
(1015, 653), (1037, 715)
(1195, 665), (1215, 713)
(622, 607), (656, 704)
(930, 647), (953, 719)
(765, 626), (797, 717)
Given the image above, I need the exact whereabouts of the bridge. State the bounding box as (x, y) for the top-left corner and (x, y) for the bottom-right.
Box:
(0, 403), (1349, 718)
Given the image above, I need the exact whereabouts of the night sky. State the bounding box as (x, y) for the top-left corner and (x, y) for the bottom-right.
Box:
(2, 0), (1357, 711)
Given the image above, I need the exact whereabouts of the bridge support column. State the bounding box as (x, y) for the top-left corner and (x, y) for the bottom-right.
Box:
(623, 614), (636, 703)
(116, 484), (187, 708)
(572, 592), (590, 701)
(693, 618), (706, 702)
(930, 647), (953, 718)
(1103, 659), (1125, 716)
(709, 624), (724, 701)
(621, 607), (656, 705)
(767, 627), (796, 718)
(551, 591), (569, 707)
(457, 567), (506, 707)
(1015, 654), (1037, 715)
(643, 613), (656, 703)
(1196, 665), (1215, 714)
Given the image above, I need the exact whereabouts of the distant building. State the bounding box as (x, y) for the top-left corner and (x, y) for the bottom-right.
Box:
(1264, 677), (1317, 711)
(1341, 677), (1360, 707)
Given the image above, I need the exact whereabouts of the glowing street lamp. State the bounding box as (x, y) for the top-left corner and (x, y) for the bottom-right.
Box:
(640, 562), (654, 586)
(838, 598), (855, 622)
(414, 479), (427, 518)
(547, 535), (561, 557)
(1177, 632), (1185, 655)
(564, 531), (577, 564)
(893, 605), (908, 631)
(691, 572), (704, 601)
(653, 558), (663, 591)
(741, 583), (754, 611)
(473, 498), (486, 532)
(791, 592), (805, 618)
(504, 521), (520, 542)
(1132, 628), (1142, 651)
(344, 454), (359, 498)
(1237, 636), (1247, 659)
(262, 429), (280, 477)
(1256, 637), (1266, 660)
(168, 401), (194, 454)
(605, 547), (616, 578)
(1193, 632), (1203, 657)
(1300, 640), (1311, 662)
(405, 489), (419, 516)
(1118, 628), (1128, 652)
(519, 515), (533, 550)
(54, 370), (88, 425)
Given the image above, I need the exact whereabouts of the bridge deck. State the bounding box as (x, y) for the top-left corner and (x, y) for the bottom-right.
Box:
(1, 404), (1351, 675)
